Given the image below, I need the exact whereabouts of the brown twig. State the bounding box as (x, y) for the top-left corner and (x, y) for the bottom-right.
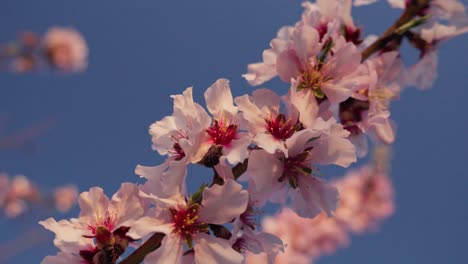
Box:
(361, 0), (430, 61)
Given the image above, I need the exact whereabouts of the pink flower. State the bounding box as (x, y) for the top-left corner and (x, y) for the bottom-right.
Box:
(334, 166), (395, 233)
(246, 123), (355, 218)
(149, 87), (211, 163)
(53, 185), (78, 213)
(302, 0), (361, 44)
(42, 27), (88, 72)
(40, 183), (145, 263)
(235, 88), (301, 156)
(262, 208), (348, 264)
(128, 179), (249, 264)
(150, 79), (250, 166)
(281, 33), (369, 104)
(356, 52), (403, 145)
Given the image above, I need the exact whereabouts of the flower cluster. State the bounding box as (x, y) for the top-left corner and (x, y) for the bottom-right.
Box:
(1, 27), (88, 73)
(39, 0), (466, 263)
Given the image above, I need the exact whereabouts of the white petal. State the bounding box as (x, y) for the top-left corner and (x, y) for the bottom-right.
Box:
(143, 234), (184, 264)
(276, 49), (301, 83)
(254, 133), (288, 156)
(39, 218), (90, 253)
(199, 179), (248, 225)
(285, 129), (321, 158)
(309, 124), (357, 167)
(291, 25), (321, 63)
(78, 187), (110, 221)
(204, 78), (237, 119)
(111, 183), (144, 228)
(194, 233), (244, 264)
(127, 217), (172, 239)
(288, 82), (319, 129)
(223, 134), (251, 165)
(247, 150), (282, 193)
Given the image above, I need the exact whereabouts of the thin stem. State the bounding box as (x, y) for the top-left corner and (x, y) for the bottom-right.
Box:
(361, 0), (430, 61)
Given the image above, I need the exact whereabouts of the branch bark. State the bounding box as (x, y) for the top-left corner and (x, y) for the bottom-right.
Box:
(361, 0), (430, 61)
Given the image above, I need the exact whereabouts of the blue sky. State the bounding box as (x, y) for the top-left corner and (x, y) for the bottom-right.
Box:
(1, 1), (467, 263)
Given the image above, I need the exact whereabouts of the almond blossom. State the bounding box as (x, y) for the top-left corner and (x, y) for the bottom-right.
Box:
(261, 208), (348, 264)
(338, 51), (404, 155)
(234, 88), (300, 156)
(149, 79), (250, 167)
(40, 183), (145, 263)
(334, 166), (395, 233)
(246, 123), (355, 218)
(302, 0), (362, 44)
(128, 178), (249, 264)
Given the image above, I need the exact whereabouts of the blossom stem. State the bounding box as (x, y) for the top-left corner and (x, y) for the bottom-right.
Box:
(118, 232), (165, 264)
(361, 0), (430, 61)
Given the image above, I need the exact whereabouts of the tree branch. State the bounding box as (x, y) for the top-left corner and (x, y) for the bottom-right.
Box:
(361, 0), (430, 61)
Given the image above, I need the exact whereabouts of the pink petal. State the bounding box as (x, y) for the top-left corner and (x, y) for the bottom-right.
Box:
(309, 124), (356, 167)
(149, 115), (177, 155)
(247, 150), (282, 193)
(78, 187), (110, 220)
(194, 233), (244, 264)
(204, 78), (238, 120)
(234, 94), (266, 132)
(285, 129), (321, 158)
(39, 218), (90, 253)
(223, 134), (251, 165)
(291, 25), (321, 64)
(293, 176), (339, 218)
(288, 81), (319, 129)
(243, 50), (278, 86)
(199, 179), (248, 225)
(143, 234), (184, 264)
(254, 133), (288, 156)
(276, 49), (301, 83)
(111, 183), (144, 228)
(127, 217), (173, 239)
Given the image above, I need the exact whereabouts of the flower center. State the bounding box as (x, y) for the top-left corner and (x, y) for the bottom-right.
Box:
(169, 130), (188, 160)
(297, 68), (329, 99)
(206, 119), (239, 146)
(265, 114), (300, 141)
(87, 213), (116, 236)
(169, 203), (209, 247)
(278, 151), (312, 188)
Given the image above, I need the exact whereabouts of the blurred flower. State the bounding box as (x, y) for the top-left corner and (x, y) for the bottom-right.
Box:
(42, 27), (88, 72)
(334, 166), (395, 233)
(53, 185), (78, 213)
